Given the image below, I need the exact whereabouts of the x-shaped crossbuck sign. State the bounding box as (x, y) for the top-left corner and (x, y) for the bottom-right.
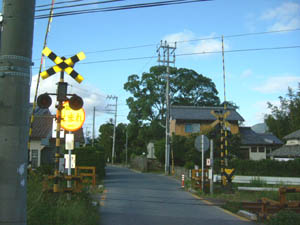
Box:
(40, 47), (86, 83)
(209, 110), (231, 128)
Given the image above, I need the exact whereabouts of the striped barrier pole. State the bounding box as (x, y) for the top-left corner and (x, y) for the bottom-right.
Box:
(181, 174), (185, 188)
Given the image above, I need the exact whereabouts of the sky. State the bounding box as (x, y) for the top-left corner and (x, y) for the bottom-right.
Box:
(2, 0), (300, 138)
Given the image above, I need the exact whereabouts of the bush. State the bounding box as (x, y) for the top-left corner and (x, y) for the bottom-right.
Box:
(267, 210), (300, 225)
(226, 159), (300, 177)
(73, 146), (106, 178)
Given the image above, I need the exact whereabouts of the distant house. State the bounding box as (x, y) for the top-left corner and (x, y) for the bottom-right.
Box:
(239, 127), (283, 160)
(29, 105), (85, 168)
(169, 105), (283, 161)
(269, 129), (300, 161)
(170, 105), (244, 136)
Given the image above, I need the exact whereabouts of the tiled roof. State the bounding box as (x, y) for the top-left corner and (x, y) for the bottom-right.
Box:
(31, 115), (53, 139)
(240, 127), (283, 145)
(31, 115), (84, 142)
(269, 145), (300, 157)
(170, 105), (244, 121)
(284, 129), (300, 140)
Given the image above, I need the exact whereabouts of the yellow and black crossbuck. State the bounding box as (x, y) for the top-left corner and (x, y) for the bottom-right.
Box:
(40, 47), (86, 83)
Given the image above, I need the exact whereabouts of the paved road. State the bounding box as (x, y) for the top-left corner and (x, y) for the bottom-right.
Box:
(99, 166), (255, 225)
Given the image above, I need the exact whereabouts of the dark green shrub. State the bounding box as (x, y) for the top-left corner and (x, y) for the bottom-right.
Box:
(73, 146), (106, 178)
(267, 210), (300, 225)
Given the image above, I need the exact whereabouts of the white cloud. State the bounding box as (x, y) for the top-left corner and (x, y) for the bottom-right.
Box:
(260, 2), (300, 30)
(253, 75), (300, 94)
(30, 74), (107, 116)
(240, 69), (252, 78)
(243, 100), (280, 126)
(162, 30), (229, 57)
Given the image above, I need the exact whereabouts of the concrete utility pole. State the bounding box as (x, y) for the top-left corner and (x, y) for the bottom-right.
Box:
(107, 95), (118, 164)
(157, 40), (176, 175)
(92, 106), (95, 147)
(125, 128), (128, 167)
(0, 0), (35, 224)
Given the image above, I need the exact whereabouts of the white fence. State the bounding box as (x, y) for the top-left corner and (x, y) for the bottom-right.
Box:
(215, 175), (300, 185)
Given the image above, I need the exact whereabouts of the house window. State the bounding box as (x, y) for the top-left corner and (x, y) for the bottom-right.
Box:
(259, 147), (265, 153)
(31, 149), (39, 168)
(251, 147), (257, 153)
(185, 123), (200, 133)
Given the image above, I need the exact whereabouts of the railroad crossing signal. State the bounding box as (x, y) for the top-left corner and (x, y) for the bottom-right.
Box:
(209, 110), (231, 128)
(40, 47), (85, 83)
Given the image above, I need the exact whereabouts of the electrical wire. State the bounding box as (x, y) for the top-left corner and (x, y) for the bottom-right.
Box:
(31, 27), (300, 63)
(31, 44), (300, 69)
(36, 0), (85, 8)
(68, 45), (300, 65)
(36, 0), (125, 12)
(35, 0), (212, 19)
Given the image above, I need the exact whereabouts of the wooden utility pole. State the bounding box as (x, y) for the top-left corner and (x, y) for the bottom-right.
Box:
(0, 0), (35, 224)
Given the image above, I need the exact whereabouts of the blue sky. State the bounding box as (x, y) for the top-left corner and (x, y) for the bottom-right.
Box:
(3, 0), (300, 137)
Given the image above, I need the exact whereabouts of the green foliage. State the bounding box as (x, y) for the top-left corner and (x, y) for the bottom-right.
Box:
(265, 84), (300, 139)
(73, 146), (105, 178)
(267, 210), (300, 225)
(124, 65), (220, 124)
(225, 159), (300, 177)
(27, 172), (99, 225)
(154, 138), (165, 164)
(222, 201), (242, 213)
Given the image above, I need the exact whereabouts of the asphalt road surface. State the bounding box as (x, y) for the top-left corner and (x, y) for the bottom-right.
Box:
(99, 166), (255, 225)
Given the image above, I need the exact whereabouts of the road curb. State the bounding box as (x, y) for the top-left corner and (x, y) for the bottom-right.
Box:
(237, 210), (257, 221)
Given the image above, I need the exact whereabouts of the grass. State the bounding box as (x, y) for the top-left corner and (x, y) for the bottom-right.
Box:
(27, 171), (100, 225)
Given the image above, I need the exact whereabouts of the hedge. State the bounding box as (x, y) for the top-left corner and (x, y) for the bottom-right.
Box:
(72, 146), (106, 178)
(213, 159), (300, 177)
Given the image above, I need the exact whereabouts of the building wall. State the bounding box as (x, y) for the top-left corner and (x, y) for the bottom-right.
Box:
(29, 140), (44, 168)
(170, 120), (240, 136)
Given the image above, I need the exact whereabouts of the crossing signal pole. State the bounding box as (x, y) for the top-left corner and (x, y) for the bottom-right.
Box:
(38, 47), (85, 193)
(0, 0), (35, 224)
(157, 40), (176, 175)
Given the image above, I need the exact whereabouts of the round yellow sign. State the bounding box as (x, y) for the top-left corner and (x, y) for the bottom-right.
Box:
(60, 101), (85, 132)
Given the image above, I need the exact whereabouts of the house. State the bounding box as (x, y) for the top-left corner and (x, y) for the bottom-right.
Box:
(239, 127), (283, 160)
(169, 105), (283, 161)
(269, 129), (300, 161)
(170, 105), (244, 136)
(29, 106), (85, 168)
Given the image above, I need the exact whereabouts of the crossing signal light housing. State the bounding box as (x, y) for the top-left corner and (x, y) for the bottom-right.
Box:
(37, 93), (52, 109)
(69, 94), (83, 110)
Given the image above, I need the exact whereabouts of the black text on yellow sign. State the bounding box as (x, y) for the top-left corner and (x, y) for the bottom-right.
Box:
(40, 47), (85, 83)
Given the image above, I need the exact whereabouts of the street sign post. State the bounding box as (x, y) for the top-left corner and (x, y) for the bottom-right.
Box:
(64, 154), (76, 169)
(195, 135), (209, 152)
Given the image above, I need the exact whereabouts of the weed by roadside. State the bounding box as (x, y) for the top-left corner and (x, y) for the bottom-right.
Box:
(27, 171), (100, 225)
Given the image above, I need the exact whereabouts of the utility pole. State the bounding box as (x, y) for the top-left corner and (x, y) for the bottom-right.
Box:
(0, 0), (35, 224)
(157, 40), (176, 175)
(125, 128), (128, 167)
(107, 95), (118, 164)
(92, 106), (95, 147)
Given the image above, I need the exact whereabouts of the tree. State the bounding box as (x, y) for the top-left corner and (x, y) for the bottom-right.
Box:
(98, 120), (114, 162)
(265, 84), (300, 139)
(124, 66), (220, 124)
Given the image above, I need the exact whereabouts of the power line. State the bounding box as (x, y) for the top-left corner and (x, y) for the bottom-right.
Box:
(52, 45), (299, 65)
(36, 0), (124, 12)
(31, 27), (300, 63)
(35, 0), (212, 19)
(31, 44), (300, 69)
(36, 0), (85, 8)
